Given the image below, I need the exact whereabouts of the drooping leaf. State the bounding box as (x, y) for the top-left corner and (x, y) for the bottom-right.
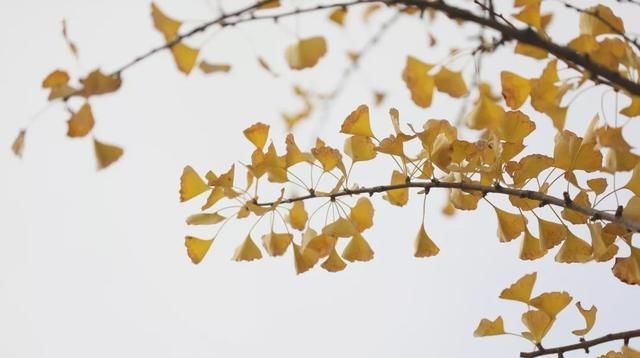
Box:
(261, 232), (292, 257)
(321, 248), (347, 272)
(473, 317), (505, 337)
(494, 207), (526, 242)
(170, 42), (199, 74)
(184, 236), (214, 264)
(522, 310), (554, 343)
(293, 243), (319, 274)
(434, 67), (468, 98)
(350, 197), (374, 232)
(499, 272), (537, 304)
(341, 104), (373, 137)
(186, 212), (226, 225)
(402, 56), (434, 108)
(93, 138), (123, 169)
(572, 302), (597, 336)
(555, 230), (593, 263)
(384, 170), (408, 206)
(342, 233), (374, 262)
(232, 236), (263, 262)
(180, 166), (209, 202)
(67, 103), (95, 138)
(414, 224), (439, 258)
(530, 291), (572, 318)
(243, 122), (270, 150)
(285, 36), (327, 70)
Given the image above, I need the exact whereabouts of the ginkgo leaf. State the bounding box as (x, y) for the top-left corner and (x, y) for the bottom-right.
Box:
(257, 0), (280, 10)
(450, 188), (481, 210)
(302, 228), (336, 258)
(285, 36), (327, 70)
(495, 207), (526, 243)
(185, 236), (214, 264)
(201, 187), (223, 210)
(322, 218), (357, 238)
(11, 129), (26, 158)
(288, 201), (308, 231)
(513, 3), (541, 29)
(572, 302), (597, 336)
(597, 126), (632, 152)
(538, 218), (566, 250)
(311, 140), (343, 172)
(186, 212), (225, 225)
(434, 67), (468, 98)
(414, 224), (439, 258)
(384, 170), (408, 206)
(624, 196), (640, 222)
(612, 248), (640, 285)
(293, 243), (319, 274)
(171, 42), (199, 74)
(328, 7), (347, 25)
(520, 227), (547, 261)
(67, 103), (95, 138)
(285, 134), (309, 168)
(473, 317), (505, 337)
(522, 310), (554, 343)
(501, 72), (531, 110)
(561, 191), (591, 224)
(587, 178), (608, 195)
(342, 233), (374, 262)
(497, 110), (535, 143)
(579, 5), (625, 37)
(350, 197), (374, 232)
(42, 69), (70, 88)
(341, 104), (373, 137)
(199, 61), (231, 74)
(530, 291), (572, 318)
(93, 138), (123, 170)
(232, 236), (263, 262)
(499, 272), (537, 304)
(515, 42), (548, 59)
(261, 232), (292, 257)
(553, 130), (602, 172)
(625, 163), (640, 196)
(588, 222), (619, 262)
(151, 2), (181, 41)
(620, 95), (640, 117)
(344, 135), (377, 162)
(321, 248), (347, 272)
(465, 94), (505, 130)
(555, 230), (593, 263)
(512, 154), (553, 187)
(402, 56), (434, 108)
(80, 70), (122, 97)
(180, 165), (209, 202)
(376, 135), (405, 157)
(243, 122), (269, 150)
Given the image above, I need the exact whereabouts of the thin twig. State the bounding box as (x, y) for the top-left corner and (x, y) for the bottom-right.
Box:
(520, 329), (640, 357)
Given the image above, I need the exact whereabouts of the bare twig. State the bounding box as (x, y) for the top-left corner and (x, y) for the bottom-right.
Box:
(520, 329), (640, 357)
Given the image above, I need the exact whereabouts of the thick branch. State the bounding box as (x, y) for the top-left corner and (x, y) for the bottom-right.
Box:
(256, 180), (640, 233)
(520, 329), (640, 357)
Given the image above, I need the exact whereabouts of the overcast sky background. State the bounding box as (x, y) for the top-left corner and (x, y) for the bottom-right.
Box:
(1, 0), (640, 357)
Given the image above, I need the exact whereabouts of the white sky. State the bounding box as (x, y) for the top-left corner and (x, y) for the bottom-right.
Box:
(1, 0), (639, 357)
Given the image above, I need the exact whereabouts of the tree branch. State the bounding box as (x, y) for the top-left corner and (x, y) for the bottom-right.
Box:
(255, 179), (640, 233)
(520, 329), (640, 357)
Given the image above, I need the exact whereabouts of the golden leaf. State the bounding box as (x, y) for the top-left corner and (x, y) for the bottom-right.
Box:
(473, 317), (505, 337)
(93, 138), (123, 170)
(151, 2), (181, 41)
(572, 302), (597, 336)
(350, 197), (374, 232)
(329, 8), (347, 26)
(293, 243), (319, 274)
(285, 36), (327, 70)
(522, 310), (554, 343)
(588, 222), (619, 262)
(515, 42), (548, 59)
(561, 191), (591, 224)
(434, 67), (468, 98)
(321, 248), (347, 272)
(579, 5), (625, 37)
(185, 236), (214, 264)
(322, 218), (357, 238)
(587, 178), (608, 195)
(186, 212), (226, 225)
(288, 201), (308, 231)
(402, 56), (435, 108)
(620, 95), (640, 117)
(612, 248), (640, 285)
(520, 227), (547, 261)
(199, 61), (231, 74)
(261, 232), (292, 257)
(67, 103), (95, 138)
(341, 104), (373, 137)
(302, 228), (336, 258)
(257, 0), (280, 10)
(171, 42), (199, 74)
(495, 207), (526, 242)
(499, 272), (537, 304)
(555, 230), (593, 263)
(232, 236), (263, 262)
(344, 135), (377, 162)
(11, 129), (26, 158)
(243, 122), (270, 150)
(530, 291), (572, 318)
(501, 72), (531, 110)
(384, 170), (409, 207)
(342, 233), (374, 262)
(465, 94), (505, 130)
(414, 224), (440, 258)
(553, 130), (602, 172)
(450, 188), (481, 210)
(285, 134), (309, 168)
(179, 166), (209, 202)
(81, 70), (122, 97)
(513, 3), (541, 29)
(538, 218), (566, 250)
(42, 69), (70, 88)
(376, 135), (405, 157)
(512, 154), (553, 187)
(312, 140), (343, 172)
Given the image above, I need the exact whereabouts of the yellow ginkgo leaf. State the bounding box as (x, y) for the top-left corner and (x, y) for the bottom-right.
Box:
(501, 72), (531, 110)
(561, 191), (591, 224)
(572, 302), (597, 336)
(341, 104), (373, 137)
(350, 197), (374, 232)
(328, 7), (347, 26)
(538, 218), (566, 250)
(530, 291), (572, 318)
(285, 134), (308, 168)
(376, 135), (405, 157)
(312, 140), (343, 172)
(402, 56), (435, 108)
(520, 227), (547, 261)
(302, 228), (336, 258)
(450, 188), (481, 210)
(284, 201), (306, 231)
(597, 126), (632, 152)
(553, 130), (602, 172)
(588, 222), (619, 262)
(67, 103), (95, 138)
(522, 310), (554, 343)
(625, 163), (640, 196)
(261, 232), (292, 257)
(515, 42), (548, 59)
(42, 69), (70, 88)
(285, 36), (327, 70)
(186, 212), (226, 225)
(555, 230), (593, 263)
(321, 248), (347, 272)
(568, 34), (600, 53)
(579, 4), (625, 37)
(620, 95), (640, 117)
(512, 154), (553, 187)
(473, 316), (505, 337)
(198, 61), (231, 74)
(151, 2), (181, 41)
(612, 249), (640, 285)
(180, 166), (209, 202)
(495, 207), (526, 243)
(243, 122), (269, 150)
(171, 42), (199, 74)
(344, 135), (377, 162)
(93, 138), (123, 170)
(293, 243), (319, 274)
(11, 129), (26, 158)
(384, 170), (409, 207)
(499, 272), (537, 304)
(232, 236), (263, 262)
(201, 187), (223, 210)
(465, 94), (505, 130)
(624, 196), (640, 222)
(513, 3), (541, 29)
(497, 110), (535, 143)
(185, 236), (214, 264)
(622, 346), (640, 358)
(80, 70), (122, 97)
(322, 218), (357, 238)
(587, 178), (608, 195)
(434, 67), (468, 98)
(342, 233), (374, 262)
(414, 224), (439, 258)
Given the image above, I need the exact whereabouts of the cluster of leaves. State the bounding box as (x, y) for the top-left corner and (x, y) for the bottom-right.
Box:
(474, 272), (640, 357)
